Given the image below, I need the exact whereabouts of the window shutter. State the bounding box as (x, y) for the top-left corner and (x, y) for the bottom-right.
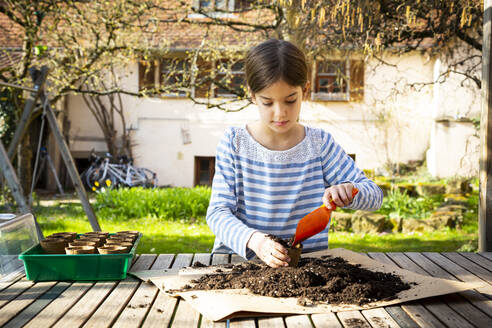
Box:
(349, 59), (364, 102)
(138, 61), (156, 91)
(195, 58), (213, 98)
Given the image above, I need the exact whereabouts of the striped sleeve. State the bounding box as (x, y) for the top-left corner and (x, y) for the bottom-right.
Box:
(206, 128), (257, 258)
(319, 131), (383, 211)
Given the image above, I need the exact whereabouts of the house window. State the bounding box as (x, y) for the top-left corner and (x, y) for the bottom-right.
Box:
(313, 60), (349, 101)
(138, 61), (157, 91)
(312, 59), (364, 102)
(160, 58), (192, 97)
(138, 56), (246, 99)
(214, 59), (245, 97)
(138, 58), (192, 97)
(194, 156), (215, 186)
(191, 0), (251, 16)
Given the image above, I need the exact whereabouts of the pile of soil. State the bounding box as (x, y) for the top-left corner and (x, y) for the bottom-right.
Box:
(184, 256), (412, 306)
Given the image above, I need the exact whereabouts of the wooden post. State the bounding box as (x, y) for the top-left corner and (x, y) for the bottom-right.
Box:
(40, 92), (101, 231)
(0, 141), (44, 239)
(480, 0), (492, 252)
(6, 67), (48, 159)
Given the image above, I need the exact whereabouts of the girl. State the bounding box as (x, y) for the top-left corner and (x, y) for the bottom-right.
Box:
(206, 39), (383, 268)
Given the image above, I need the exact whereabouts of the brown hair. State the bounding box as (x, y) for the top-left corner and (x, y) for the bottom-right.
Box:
(245, 39), (309, 94)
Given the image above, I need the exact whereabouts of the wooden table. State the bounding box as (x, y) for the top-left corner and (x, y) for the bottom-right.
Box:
(0, 252), (491, 327)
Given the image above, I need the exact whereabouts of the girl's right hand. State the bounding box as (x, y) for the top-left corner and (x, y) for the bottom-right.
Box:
(247, 232), (290, 268)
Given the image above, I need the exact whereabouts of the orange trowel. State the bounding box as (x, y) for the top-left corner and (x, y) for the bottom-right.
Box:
(291, 188), (359, 247)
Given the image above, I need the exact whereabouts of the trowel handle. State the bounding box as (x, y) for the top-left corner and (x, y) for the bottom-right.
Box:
(326, 187), (359, 210)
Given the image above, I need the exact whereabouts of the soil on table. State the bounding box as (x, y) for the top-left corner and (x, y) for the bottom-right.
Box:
(184, 256), (413, 306)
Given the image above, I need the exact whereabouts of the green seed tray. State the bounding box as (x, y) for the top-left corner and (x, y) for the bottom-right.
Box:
(18, 233), (141, 281)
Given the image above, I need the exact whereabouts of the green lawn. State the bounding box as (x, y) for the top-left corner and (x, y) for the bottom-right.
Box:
(34, 201), (478, 254)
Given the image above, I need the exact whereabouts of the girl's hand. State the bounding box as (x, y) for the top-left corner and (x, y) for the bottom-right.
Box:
(247, 232), (290, 268)
(323, 183), (355, 210)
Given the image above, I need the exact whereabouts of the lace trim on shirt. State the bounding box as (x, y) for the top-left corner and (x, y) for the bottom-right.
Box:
(230, 126), (325, 164)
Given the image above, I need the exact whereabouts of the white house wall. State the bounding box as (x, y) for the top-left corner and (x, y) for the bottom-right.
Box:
(66, 51), (480, 187)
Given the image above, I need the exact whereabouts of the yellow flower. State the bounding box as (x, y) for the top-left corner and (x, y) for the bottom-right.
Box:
(106, 179), (112, 187)
(95, 181), (100, 187)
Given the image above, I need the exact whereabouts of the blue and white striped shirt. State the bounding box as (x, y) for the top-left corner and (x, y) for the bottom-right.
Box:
(206, 126), (383, 259)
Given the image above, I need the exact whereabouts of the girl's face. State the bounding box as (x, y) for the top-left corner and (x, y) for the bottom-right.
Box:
(251, 79), (308, 135)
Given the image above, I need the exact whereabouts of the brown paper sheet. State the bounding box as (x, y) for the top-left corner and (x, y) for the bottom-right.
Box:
(130, 248), (486, 321)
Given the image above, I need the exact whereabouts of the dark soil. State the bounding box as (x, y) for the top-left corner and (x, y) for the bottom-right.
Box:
(266, 234), (291, 248)
(184, 256), (412, 306)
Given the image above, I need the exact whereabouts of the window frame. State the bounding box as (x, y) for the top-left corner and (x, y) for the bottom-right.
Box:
(190, 0), (236, 18)
(312, 58), (351, 102)
(159, 57), (193, 98)
(138, 55), (245, 99)
(213, 59), (245, 98)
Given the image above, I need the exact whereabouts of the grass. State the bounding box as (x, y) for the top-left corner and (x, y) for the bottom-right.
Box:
(32, 200), (479, 254)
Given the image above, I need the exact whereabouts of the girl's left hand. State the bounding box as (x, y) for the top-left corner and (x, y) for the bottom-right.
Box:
(323, 183), (355, 210)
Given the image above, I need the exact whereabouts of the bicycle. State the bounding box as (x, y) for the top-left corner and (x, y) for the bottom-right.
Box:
(84, 152), (158, 190)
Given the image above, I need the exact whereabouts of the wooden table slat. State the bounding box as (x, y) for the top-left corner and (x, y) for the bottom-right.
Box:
(22, 281), (94, 328)
(479, 252), (492, 262)
(400, 302), (446, 328)
(257, 316), (286, 327)
(141, 254), (193, 328)
(200, 317), (227, 328)
(419, 298), (475, 328)
(284, 314), (312, 327)
(0, 280), (57, 326)
(441, 253), (492, 283)
(230, 254), (245, 264)
(2, 281), (71, 328)
(459, 253), (492, 272)
(403, 252), (492, 318)
(384, 306), (420, 328)
(310, 313), (343, 328)
(172, 254), (212, 328)
(51, 255), (141, 328)
(361, 307), (401, 328)
(81, 254), (157, 328)
(422, 252), (492, 298)
(0, 275), (23, 294)
(367, 253), (426, 328)
(112, 254), (174, 328)
(193, 253), (213, 266)
(229, 318), (257, 328)
(369, 252), (474, 328)
(336, 310), (372, 328)
(0, 279), (35, 310)
(2, 252), (492, 327)
(386, 252), (492, 326)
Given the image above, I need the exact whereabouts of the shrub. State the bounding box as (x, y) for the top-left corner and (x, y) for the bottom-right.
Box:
(378, 189), (444, 220)
(93, 186), (211, 222)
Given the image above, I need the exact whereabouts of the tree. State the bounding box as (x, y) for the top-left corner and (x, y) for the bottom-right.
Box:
(0, 0), (157, 193)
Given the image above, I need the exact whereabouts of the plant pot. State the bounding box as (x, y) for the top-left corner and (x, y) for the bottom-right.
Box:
(115, 233), (137, 242)
(40, 238), (67, 254)
(97, 246), (126, 254)
(117, 230), (139, 236)
(106, 239), (132, 245)
(65, 246), (96, 254)
(78, 237), (104, 247)
(108, 236), (133, 243)
(84, 231), (109, 238)
(47, 233), (76, 242)
(287, 244), (303, 268)
(105, 242), (132, 252)
(69, 240), (97, 248)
